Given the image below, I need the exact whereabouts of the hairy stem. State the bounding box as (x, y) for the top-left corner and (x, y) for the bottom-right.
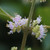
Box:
(20, 0), (36, 50)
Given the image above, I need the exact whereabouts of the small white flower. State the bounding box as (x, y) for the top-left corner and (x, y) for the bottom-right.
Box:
(20, 18), (28, 26)
(32, 32), (35, 35)
(8, 30), (13, 34)
(12, 15), (22, 22)
(32, 16), (41, 26)
(15, 22), (20, 27)
(37, 25), (47, 42)
(40, 25), (44, 35)
(37, 16), (41, 24)
(6, 21), (14, 30)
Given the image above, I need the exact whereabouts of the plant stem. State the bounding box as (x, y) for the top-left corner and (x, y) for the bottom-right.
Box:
(27, 0), (36, 27)
(20, 31), (28, 50)
(44, 25), (50, 28)
(20, 0), (36, 50)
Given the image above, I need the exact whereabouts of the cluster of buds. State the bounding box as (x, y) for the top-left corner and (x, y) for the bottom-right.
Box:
(32, 16), (47, 42)
(6, 15), (47, 42)
(6, 15), (29, 34)
(27, 48), (32, 50)
(11, 46), (31, 50)
(11, 46), (17, 50)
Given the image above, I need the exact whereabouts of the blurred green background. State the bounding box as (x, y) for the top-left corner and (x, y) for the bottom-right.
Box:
(0, 0), (50, 50)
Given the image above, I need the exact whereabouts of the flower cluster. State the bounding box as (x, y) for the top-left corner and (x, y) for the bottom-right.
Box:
(6, 15), (29, 34)
(32, 16), (47, 42)
(6, 15), (47, 41)
(11, 46), (31, 50)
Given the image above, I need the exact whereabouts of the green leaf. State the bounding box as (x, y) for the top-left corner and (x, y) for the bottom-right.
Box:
(0, 2), (23, 21)
(36, 6), (50, 25)
(0, 13), (12, 21)
(42, 32), (50, 50)
(0, 8), (12, 21)
(0, 2), (30, 21)
(0, 8), (10, 15)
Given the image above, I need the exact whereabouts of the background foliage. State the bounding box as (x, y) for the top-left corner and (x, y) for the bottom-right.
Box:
(0, 0), (50, 50)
